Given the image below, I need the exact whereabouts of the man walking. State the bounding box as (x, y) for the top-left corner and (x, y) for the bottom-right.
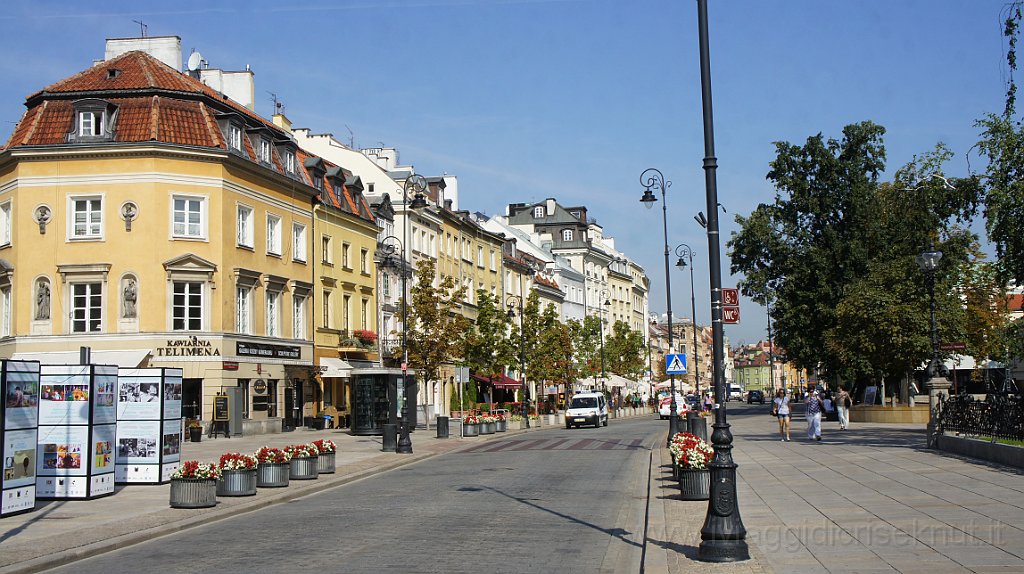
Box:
(805, 388), (824, 441)
(836, 386), (852, 430)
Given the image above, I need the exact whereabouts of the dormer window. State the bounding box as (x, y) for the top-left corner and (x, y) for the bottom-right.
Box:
(562, 229), (574, 242)
(283, 151), (296, 174)
(258, 139), (272, 163)
(228, 125), (243, 151)
(70, 99), (116, 142)
(534, 206), (544, 218)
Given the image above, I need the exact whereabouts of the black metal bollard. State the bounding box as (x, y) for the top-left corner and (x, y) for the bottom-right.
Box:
(687, 412), (708, 443)
(436, 416), (450, 439)
(382, 423), (398, 452)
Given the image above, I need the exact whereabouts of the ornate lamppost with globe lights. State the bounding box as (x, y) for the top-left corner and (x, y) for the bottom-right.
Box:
(674, 244), (701, 401)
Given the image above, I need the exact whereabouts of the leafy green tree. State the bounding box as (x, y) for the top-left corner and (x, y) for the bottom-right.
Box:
(572, 315), (602, 384)
(463, 290), (513, 402)
(403, 259), (468, 392)
(533, 304), (575, 393)
(604, 320), (645, 379)
(959, 245), (1013, 377)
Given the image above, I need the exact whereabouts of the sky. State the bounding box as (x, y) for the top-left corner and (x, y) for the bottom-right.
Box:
(0, 0), (1011, 346)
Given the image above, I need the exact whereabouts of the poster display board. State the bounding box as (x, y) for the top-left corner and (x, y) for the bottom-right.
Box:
(36, 365), (117, 499)
(2, 360), (42, 517)
(116, 368), (183, 484)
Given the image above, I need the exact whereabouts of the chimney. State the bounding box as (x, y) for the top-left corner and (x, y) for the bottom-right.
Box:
(199, 67), (256, 111)
(105, 36), (183, 70)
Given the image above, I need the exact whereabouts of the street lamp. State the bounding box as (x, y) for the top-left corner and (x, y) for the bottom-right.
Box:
(916, 243), (948, 445)
(695, 0), (748, 561)
(394, 175), (428, 455)
(599, 288), (611, 395)
(506, 294), (530, 429)
(675, 244), (701, 401)
(639, 167), (681, 445)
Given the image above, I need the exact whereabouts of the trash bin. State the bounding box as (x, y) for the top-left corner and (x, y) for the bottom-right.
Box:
(381, 423), (398, 452)
(687, 412), (708, 443)
(436, 416), (450, 439)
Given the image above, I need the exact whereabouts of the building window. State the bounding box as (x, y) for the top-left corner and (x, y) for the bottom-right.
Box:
(283, 151), (295, 174)
(236, 286), (251, 334)
(321, 235), (332, 264)
(172, 281), (203, 331)
(0, 286), (9, 337)
(361, 298), (368, 329)
(490, 250), (496, 271)
(172, 196), (204, 238)
(533, 206), (544, 218)
(382, 273), (390, 298)
(266, 290), (280, 337)
(322, 290), (331, 328)
(71, 282), (102, 333)
(237, 205), (254, 247)
(343, 295), (351, 332)
(70, 197), (102, 239)
(229, 125), (242, 151)
(477, 246), (484, 267)
(342, 243), (351, 269)
(0, 201), (10, 247)
(562, 229), (574, 242)
(79, 111), (103, 137)
(293, 295), (306, 340)
(266, 214), (282, 255)
(259, 139), (272, 163)
(360, 248), (369, 274)
(292, 223), (307, 262)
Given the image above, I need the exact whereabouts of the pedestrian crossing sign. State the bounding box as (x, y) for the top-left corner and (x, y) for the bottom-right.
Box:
(665, 353), (687, 375)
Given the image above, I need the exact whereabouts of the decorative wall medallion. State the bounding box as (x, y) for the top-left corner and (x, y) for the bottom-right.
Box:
(120, 201), (138, 231)
(34, 205), (51, 234)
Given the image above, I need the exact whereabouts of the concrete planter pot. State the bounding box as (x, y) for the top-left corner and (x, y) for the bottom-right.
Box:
(463, 423), (479, 437)
(169, 478), (217, 508)
(289, 456), (319, 480)
(481, 422), (495, 435)
(216, 469), (257, 497)
(678, 468), (710, 500)
(317, 451), (336, 474)
(256, 462), (290, 488)
(496, 420), (507, 432)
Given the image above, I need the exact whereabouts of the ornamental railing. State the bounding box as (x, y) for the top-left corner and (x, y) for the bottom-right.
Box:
(934, 392), (1024, 442)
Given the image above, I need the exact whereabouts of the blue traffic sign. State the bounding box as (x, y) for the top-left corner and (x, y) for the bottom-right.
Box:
(665, 353), (687, 375)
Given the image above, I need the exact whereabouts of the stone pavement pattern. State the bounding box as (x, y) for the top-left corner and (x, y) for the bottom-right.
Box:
(648, 406), (1024, 574)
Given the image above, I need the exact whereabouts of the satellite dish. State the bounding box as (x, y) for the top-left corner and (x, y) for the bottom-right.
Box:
(187, 51), (203, 71)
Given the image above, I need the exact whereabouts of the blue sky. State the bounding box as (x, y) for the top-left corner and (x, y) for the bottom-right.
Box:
(0, 0), (1009, 346)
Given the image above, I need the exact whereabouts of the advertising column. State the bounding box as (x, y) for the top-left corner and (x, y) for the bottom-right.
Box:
(35, 364), (117, 499)
(2, 360), (41, 516)
(115, 368), (183, 484)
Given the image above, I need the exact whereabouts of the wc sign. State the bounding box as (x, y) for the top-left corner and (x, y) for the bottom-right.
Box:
(665, 353), (688, 375)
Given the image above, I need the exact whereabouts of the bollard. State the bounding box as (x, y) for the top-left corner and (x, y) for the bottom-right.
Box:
(382, 423), (398, 452)
(687, 412), (708, 443)
(436, 416), (450, 439)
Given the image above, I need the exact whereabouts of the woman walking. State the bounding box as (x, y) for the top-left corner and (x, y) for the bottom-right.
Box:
(806, 388), (825, 441)
(772, 388), (791, 441)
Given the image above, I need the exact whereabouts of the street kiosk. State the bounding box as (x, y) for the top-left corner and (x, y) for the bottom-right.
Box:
(115, 367), (183, 484)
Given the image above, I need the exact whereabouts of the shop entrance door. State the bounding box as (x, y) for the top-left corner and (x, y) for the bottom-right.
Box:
(182, 378), (202, 419)
(283, 385), (296, 431)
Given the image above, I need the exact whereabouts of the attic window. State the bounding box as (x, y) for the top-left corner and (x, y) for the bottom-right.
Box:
(70, 99), (116, 142)
(106, 69), (121, 80)
(533, 206), (544, 218)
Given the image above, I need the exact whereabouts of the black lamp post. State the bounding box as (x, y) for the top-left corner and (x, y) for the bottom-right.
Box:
(639, 167), (680, 445)
(916, 243), (946, 446)
(695, 0), (748, 561)
(599, 288), (611, 395)
(395, 175), (428, 455)
(675, 244), (700, 401)
(506, 294), (530, 429)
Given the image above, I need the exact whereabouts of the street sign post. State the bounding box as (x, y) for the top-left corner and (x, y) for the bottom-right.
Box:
(665, 353), (688, 375)
(722, 306), (740, 324)
(722, 288), (739, 306)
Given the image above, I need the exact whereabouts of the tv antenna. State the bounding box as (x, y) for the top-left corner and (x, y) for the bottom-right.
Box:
(344, 125), (355, 148)
(268, 92), (285, 115)
(187, 50), (205, 72)
(132, 19), (148, 38)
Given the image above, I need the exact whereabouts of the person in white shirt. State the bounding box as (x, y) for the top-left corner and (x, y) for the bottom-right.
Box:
(772, 388), (791, 441)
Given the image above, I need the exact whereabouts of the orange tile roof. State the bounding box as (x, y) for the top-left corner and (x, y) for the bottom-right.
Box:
(1009, 294), (1023, 313)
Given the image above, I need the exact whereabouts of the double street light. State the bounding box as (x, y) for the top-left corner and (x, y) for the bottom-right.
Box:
(674, 244), (701, 401)
(384, 175), (428, 455)
(506, 294), (530, 429)
(639, 167), (681, 444)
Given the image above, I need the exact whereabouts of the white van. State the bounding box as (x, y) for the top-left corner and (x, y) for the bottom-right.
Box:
(728, 384), (743, 401)
(564, 392), (608, 429)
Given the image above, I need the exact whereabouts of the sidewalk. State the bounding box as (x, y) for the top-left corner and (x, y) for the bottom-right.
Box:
(645, 409), (1024, 574)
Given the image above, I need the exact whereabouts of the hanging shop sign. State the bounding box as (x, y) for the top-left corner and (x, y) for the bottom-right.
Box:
(236, 342), (301, 360)
(253, 379), (268, 394)
(155, 336), (221, 357)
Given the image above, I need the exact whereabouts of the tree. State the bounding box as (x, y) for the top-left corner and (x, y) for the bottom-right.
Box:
(959, 245), (1013, 382)
(463, 289), (513, 407)
(403, 259), (469, 392)
(534, 304), (577, 393)
(572, 315), (602, 384)
(604, 320), (645, 379)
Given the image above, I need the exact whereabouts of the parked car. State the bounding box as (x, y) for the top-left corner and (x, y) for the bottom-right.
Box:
(658, 394), (689, 419)
(747, 390), (765, 404)
(728, 384), (743, 401)
(564, 392), (608, 429)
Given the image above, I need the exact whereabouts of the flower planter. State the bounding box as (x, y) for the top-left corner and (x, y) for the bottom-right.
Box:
(678, 468), (710, 501)
(317, 451), (336, 474)
(188, 427), (202, 442)
(256, 462), (290, 488)
(289, 456), (319, 480)
(216, 469), (257, 497)
(495, 420), (507, 432)
(463, 423), (479, 437)
(169, 478), (217, 508)
(481, 422), (495, 435)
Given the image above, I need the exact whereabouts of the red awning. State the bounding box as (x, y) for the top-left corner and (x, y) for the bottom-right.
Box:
(470, 373), (523, 389)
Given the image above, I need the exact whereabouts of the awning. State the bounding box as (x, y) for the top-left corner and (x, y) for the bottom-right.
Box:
(578, 374), (637, 389)
(11, 349), (151, 368)
(470, 373), (522, 389)
(319, 357), (353, 378)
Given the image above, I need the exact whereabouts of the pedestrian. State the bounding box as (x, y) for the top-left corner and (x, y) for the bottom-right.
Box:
(771, 388), (791, 441)
(703, 392), (713, 412)
(836, 386), (852, 430)
(806, 388), (824, 441)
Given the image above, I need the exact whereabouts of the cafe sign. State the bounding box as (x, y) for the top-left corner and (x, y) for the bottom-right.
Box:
(155, 336), (221, 357)
(236, 341), (301, 360)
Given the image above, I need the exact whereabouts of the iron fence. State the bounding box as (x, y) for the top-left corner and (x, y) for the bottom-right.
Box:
(935, 392), (1024, 442)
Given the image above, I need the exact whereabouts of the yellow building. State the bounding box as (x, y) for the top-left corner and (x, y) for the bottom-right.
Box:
(0, 49), (373, 434)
